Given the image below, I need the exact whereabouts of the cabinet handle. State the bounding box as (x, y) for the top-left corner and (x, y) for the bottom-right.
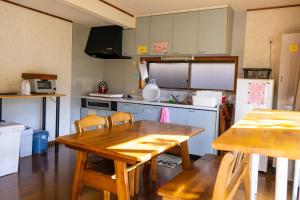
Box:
(188, 110), (196, 113)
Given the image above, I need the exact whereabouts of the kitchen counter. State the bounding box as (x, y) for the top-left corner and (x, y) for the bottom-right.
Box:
(81, 96), (219, 111)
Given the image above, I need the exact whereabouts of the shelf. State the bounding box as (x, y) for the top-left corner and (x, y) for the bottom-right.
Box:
(0, 93), (65, 99)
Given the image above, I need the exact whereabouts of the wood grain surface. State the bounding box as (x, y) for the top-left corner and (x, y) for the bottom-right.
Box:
(212, 109), (300, 160)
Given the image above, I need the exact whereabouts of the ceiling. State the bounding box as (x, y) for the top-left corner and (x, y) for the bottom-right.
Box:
(5, 0), (300, 27)
(6, 0), (112, 26)
(105, 0), (300, 16)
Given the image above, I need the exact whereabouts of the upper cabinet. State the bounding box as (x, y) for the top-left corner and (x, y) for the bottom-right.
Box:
(197, 8), (231, 54)
(122, 29), (135, 56)
(135, 17), (151, 56)
(149, 14), (174, 55)
(132, 6), (232, 56)
(172, 11), (198, 55)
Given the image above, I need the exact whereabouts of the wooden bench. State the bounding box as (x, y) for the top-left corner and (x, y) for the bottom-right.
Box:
(157, 153), (250, 200)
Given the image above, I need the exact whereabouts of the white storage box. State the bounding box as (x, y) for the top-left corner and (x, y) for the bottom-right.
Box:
(0, 122), (25, 177)
(192, 95), (218, 107)
(192, 91), (222, 107)
(20, 127), (33, 158)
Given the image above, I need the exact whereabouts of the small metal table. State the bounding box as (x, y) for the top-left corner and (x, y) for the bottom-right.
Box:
(0, 94), (65, 152)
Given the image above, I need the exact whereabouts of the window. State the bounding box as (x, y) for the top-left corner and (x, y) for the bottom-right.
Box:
(148, 63), (189, 89)
(143, 57), (237, 92)
(190, 63), (235, 91)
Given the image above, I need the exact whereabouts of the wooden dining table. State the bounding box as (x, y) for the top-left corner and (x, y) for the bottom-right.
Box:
(212, 109), (300, 200)
(56, 120), (204, 200)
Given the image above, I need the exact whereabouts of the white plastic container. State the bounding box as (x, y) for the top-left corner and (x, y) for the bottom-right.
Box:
(142, 79), (160, 101)
(192, 95), (218, 107)
(20, 127), (33, 158)
(0, 122), (25, 177)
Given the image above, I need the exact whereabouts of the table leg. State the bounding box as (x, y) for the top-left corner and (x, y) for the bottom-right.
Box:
(293, 160), (300, 200)
(276, 157), (288, 200)
(55, 97), (60, 153)
(180, 141), (190, 170)
(114, 160), (130, 200)
(71, 151), (87, 200)
(0, 98), (2, 122)
(42, 97), (46, 130)
(250, 154), (259, 200)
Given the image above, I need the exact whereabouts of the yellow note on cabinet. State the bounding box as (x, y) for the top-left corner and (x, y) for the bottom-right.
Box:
(289, 43), (298, 52)
(137, 45), (148, 54)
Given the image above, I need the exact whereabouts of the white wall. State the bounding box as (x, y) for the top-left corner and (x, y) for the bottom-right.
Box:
(71, 23), (103, 129)
(0, 1), (72, 140)
(231, 11), (247, 77)
(243, 6), (300, 105)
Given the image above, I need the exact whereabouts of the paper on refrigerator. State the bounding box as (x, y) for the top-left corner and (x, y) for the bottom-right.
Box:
(139, 61), (148, 80)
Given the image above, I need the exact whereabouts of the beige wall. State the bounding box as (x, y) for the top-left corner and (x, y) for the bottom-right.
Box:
(243, 6), (300, 104)
(71, 23), (103, 128)
(103, 11), (247, 92)
(0, 1), (72, 140)
(103, 58), (140, 94)
(231, 11), (247, 77)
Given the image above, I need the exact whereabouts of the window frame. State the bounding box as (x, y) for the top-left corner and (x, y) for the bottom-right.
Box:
(139, 56), (239, 93)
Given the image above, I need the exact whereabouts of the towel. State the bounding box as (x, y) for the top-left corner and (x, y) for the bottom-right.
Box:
(160, 107), (170, 123)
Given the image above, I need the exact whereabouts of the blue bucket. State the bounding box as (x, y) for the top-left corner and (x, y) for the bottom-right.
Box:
(32, 130), (49, 154)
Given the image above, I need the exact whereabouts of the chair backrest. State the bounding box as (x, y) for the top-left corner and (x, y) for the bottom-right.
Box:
(109, 112), (133, 126)
(75, 115), (109, 135)
(212, 152), (249, 200)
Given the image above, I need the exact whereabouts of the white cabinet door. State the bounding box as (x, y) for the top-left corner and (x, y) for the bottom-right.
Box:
(117, 102), (139, 113)
(187, 109), (217, 156)
(135, 17), (151, 55)
(138, 105), (161, 121)
(172, 11), (198, 55)
(149, 14), (174, 55)
(80, 108), (114, 118)
(169, 107), (188, 125)
(122, 29), (135, 56)
(197, 8), (229, 54)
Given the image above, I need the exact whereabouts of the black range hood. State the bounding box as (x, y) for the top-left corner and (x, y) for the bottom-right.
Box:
(85, 25), (131, 59)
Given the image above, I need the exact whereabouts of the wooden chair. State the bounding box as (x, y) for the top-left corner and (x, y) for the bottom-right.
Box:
(109, 111), (133, 126)
(109, 112), (158, 194)
(157, 152), (250, 200)
(74, 115), (136, 199)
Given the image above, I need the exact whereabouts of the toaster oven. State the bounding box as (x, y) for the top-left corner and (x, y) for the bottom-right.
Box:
(28, 79), (56, 93)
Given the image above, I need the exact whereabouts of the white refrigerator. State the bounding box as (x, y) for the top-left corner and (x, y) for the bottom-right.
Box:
(235, 78), (274, 172)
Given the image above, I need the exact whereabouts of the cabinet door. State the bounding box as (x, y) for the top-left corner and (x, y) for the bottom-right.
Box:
(117, 102), (139, 114)
(187, 110), (217, 156)
(197, 8), (228, 54)
(169, 107), (188, 125)
(138, 105), (161, 121)
(96, 110), (114, 117)
(80, 108), (113, 118)
(135, 17), (150, 55)
(172, 12), (198, 55)
(149, 14), (174, 55)
(122, 29), (135, 56)
(80, 108), (97, 118)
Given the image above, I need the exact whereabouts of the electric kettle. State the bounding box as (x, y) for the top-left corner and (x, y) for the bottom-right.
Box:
(20, 80), (31, 95)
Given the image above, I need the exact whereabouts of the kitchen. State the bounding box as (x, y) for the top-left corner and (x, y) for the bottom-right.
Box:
(1, 0), (300, 200)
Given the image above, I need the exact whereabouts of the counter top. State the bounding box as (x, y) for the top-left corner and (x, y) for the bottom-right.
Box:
(81, 96), (218, 111)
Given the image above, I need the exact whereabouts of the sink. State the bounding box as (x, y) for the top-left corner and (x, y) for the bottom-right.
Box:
(157, 100), (190, 105)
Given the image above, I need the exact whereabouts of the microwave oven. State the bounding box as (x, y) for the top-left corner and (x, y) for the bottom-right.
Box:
(28, 79), (56, 93)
